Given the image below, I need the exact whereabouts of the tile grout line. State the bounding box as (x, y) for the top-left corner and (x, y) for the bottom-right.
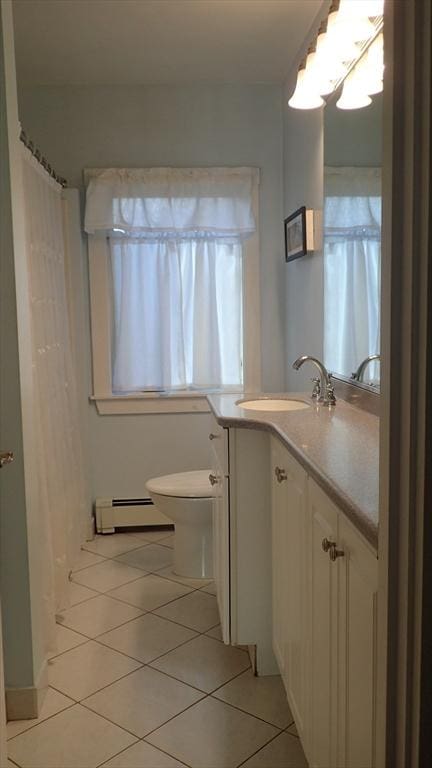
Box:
(53, 617), (206, 674)
(76, 535), (175, 571)
(59, 591), (219, 651)
(139, 739), (193, 768)
(96, 736), (193, 768)
(103, 579), (212, 614)
(48, 634), (89, 660)
(6, 698), (77, 743)
(139, 693), (285, 764)
(70, 561), (209, 601)
(208, 690), (293, 731)
(94, 628), (201, 671)
(6, 755), (21, 767)
(80, 661), (206, 705)
(49, 631), (252, 720)
(69, 554), (212, 610)
(235, 727), (301, 768)
(95, 740), (141, 768)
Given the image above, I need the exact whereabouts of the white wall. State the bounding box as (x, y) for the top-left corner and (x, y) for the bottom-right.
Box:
(18, 83), (285, 502)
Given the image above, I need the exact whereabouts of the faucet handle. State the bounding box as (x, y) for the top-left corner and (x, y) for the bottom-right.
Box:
(310, 377), (321, 399)
(325, 381), (336, 406)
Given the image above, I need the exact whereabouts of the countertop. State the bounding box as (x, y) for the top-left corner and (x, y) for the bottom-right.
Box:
(207, 393), (379, 550)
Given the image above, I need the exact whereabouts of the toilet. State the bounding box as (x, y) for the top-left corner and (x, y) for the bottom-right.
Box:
(146, 470), (214, 579)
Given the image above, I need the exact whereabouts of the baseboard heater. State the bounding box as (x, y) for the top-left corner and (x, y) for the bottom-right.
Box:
(95, 497), (171, 534)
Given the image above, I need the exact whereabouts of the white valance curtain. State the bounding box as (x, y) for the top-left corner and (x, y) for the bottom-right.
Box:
(84, 167), (257, 241)
(21, 146), (87, 649)
(323, 166), (381, 383)
(85, 167), (257, 393)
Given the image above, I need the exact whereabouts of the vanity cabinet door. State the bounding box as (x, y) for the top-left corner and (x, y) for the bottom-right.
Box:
(308, 479), (339, 768)
(271, 439), (308, 739)
(337, 516), (378, 768)
(308, 479), (378, 768)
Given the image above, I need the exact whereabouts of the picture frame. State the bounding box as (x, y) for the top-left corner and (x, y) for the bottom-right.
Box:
(284, 206), (307, 262)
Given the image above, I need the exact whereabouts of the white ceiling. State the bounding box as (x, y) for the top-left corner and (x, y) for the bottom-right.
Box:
(12, 0), (322, 86)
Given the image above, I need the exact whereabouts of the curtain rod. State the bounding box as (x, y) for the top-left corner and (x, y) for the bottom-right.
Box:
(19, 128), (67, 188)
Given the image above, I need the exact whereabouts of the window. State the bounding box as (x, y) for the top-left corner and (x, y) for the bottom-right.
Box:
(85, 168), (261, 413)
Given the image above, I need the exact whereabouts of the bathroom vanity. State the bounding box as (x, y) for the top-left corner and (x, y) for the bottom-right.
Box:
(208, 393), (379, 768)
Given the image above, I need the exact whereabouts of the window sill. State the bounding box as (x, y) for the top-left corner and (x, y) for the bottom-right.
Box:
(90, 390), (242, 415)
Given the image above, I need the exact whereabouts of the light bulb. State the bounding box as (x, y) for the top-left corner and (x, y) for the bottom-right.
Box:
(303, 48), (339, 96)
(366, 77), (383, 95)
(328, 6), (376, 43)
(366, 32), (384, 68)
(288, 69), (324, 110)
(339, 0), (384, 16)
(336, 72), (372, 109)
(351, 33), (384, 94)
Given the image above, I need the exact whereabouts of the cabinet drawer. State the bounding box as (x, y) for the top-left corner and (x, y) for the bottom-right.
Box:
(208, 415), (229, 475)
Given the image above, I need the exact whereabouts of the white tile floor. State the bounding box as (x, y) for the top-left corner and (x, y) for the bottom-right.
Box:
(7, 531), (308, 768)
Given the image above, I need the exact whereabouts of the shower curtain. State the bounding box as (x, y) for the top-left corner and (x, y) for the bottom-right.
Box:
(21, 144), (87, 649)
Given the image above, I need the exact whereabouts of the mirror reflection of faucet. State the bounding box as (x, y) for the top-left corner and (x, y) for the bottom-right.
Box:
(351, 354), (381, 383)
(292, 355), (336, 406)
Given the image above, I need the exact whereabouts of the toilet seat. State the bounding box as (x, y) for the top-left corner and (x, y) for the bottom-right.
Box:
(146, 470), (213, 499)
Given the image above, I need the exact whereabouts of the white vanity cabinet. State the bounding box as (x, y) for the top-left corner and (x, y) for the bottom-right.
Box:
(209, 416), (278, 675)
(270, 441), (378, 768)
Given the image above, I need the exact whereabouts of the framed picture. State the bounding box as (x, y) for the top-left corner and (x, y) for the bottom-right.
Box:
(284, 206), (307, 262)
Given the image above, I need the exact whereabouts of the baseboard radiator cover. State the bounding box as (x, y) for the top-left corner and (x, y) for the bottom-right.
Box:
(95, 496), (171, 533)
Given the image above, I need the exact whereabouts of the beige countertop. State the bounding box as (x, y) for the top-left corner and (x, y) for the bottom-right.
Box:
(207, 393), (379, 550)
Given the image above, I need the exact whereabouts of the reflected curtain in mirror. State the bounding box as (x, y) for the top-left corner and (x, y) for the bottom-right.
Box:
(323, 167), (381, 385)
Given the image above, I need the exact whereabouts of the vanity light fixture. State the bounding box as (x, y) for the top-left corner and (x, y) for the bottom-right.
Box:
(288, 0), (384, 112)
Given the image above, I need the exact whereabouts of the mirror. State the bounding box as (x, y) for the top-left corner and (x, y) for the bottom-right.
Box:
(323, 89), (382, 391)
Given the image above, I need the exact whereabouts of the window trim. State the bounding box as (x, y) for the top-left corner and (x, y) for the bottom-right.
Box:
(87, 176), (261, 414)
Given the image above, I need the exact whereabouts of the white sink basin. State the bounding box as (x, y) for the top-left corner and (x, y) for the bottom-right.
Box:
(236, 398), (310, 412)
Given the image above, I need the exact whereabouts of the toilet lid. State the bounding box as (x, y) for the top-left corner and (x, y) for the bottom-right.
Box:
(146, 470), (214, 498)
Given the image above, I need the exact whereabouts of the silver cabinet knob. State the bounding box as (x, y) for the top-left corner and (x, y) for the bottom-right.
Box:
(274, 466), (287, 483)
(329, 545), (345, 562)
(209, 473), (219, 486)
(209, 433), (219, 441)
(322, 538), (344, 561)
(322, 538), (333, 552)
(0, 451), (14, 469)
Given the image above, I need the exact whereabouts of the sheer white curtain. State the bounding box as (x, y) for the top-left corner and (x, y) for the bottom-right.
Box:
(323, 167), (381, 382)
(111, 238), (242, 391)
(85, 167), (257, 393)
(21, 146), (87, 644)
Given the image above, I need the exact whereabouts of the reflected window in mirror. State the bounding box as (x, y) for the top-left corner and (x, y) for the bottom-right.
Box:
(324, 167), (381, 385)
(323, 92), (382, 391)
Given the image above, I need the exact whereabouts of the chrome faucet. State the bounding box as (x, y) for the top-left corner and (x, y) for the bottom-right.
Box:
(292, 355), (336, 406)
(352, 354), (381, 383)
